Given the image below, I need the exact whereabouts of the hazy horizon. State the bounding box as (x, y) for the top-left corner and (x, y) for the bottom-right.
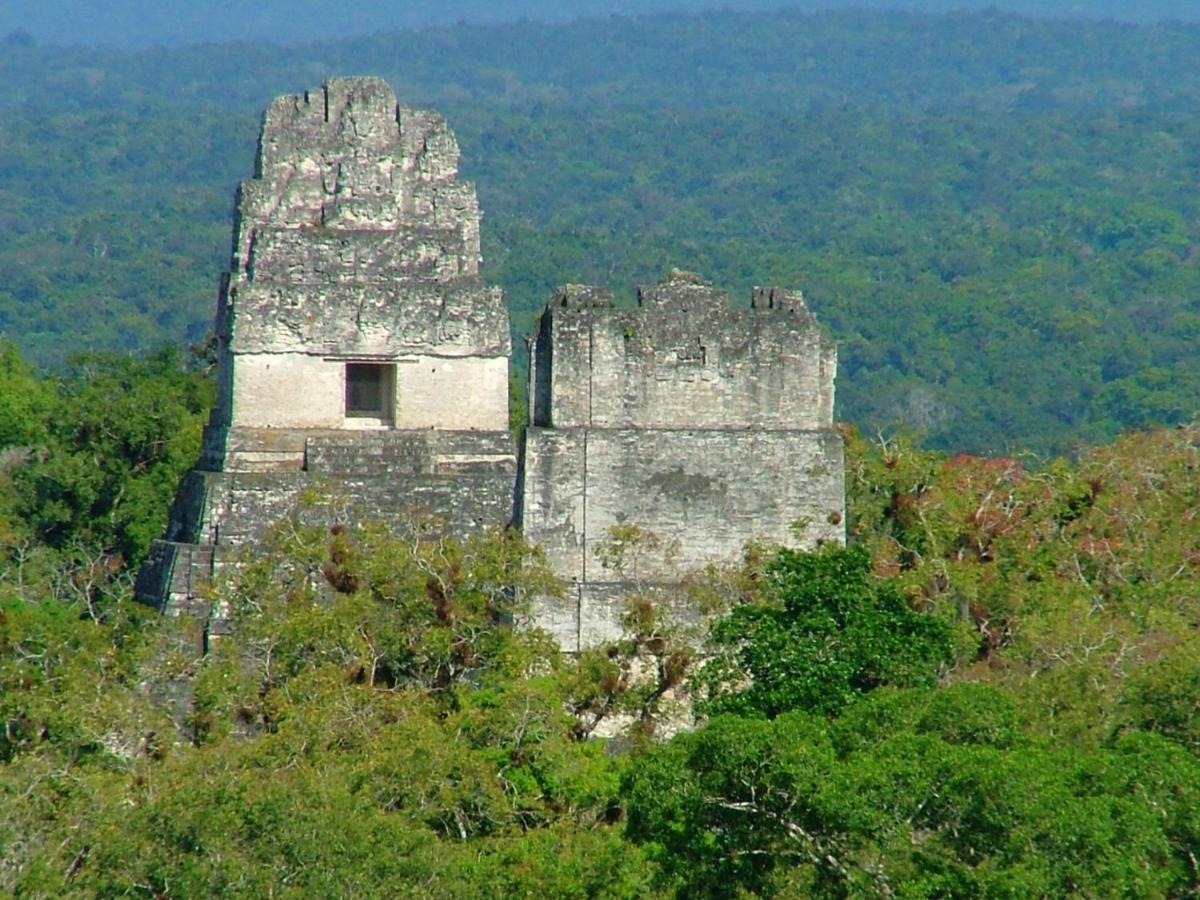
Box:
(3, 0), (1196, 50)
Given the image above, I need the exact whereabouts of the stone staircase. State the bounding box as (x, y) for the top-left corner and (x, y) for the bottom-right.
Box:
(135, 428), (517, 614)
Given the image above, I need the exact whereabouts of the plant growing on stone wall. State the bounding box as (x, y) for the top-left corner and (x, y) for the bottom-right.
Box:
(563, 525), (742, 741)
(191, 501), (566, 740)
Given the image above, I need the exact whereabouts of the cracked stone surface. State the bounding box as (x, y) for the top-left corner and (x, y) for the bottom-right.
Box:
(136, 78), (515, 623)
(137, 80), (844, 656)
(520, 272), (845, 651)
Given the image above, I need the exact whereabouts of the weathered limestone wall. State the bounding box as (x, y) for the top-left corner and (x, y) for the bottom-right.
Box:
(136, 77), (516, 617)
(217, 75), (509, 436)
(245, 80), (480, 269)
(230, 354), (344, 429)
(520, 273), (845, 650)
(139, 429), (517, 619)
(164, 431), (518, 545)
(523, 429), (844, 578)
(228, 280), (508, 359)
(536, 281), (836, 431)
(139, 79), (847, 658)
(522, 427), (844, 649)
(391, 355), (508, 430)
(229, 353), (508, 430)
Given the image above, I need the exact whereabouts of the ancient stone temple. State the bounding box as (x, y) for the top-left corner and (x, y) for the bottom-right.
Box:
(137, 77), (845, 649)
(135, 77), (517, 614)
(519, 276), (844, 651)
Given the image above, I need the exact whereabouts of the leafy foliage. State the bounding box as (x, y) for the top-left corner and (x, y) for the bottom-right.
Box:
(0, 340), (49, 449)
(0, 346), (211, 618)
(12, 348), (212, 567)
(8, 7), (1200, 895)
(700, 544), (952, 718)
(4, 10), (1200, 450)
(0, 521), (657, 896)
(623, 695), (1200, 897)
(4, 419), (1200, 894)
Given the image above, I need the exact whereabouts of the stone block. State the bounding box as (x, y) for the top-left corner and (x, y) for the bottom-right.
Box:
(139, 79), (846, 659)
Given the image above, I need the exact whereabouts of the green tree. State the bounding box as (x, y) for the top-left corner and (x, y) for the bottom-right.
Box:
(699, 544), (952, 718)
(13, 347), (211, 570)
(1120, 638), (1200, 755)
(623, 687), (1200, 898)
(0, 340), (49, 450)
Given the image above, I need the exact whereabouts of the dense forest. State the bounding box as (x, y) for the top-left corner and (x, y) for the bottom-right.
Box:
(5, 0), (1197, 49)
(4, 7), (1200, 894)
(3, 8), (1200, 452)
(3, 346), (1200, 894)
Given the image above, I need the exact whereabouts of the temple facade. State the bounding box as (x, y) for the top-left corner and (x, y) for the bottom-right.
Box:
(136, 77), (844, 649)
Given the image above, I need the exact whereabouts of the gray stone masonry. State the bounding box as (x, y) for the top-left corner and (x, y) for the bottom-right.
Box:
(519, 274), (844, 651)
(136, 77), (515, 618)
(137, 80), (845, 654)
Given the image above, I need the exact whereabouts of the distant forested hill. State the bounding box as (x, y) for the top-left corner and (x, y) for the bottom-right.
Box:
(3, 0), (1196, 48)
(2, 8), (1199, 453)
